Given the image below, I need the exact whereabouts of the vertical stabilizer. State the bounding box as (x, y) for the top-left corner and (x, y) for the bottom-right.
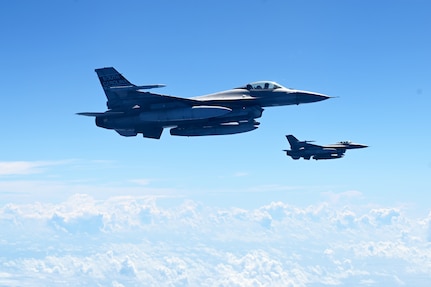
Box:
(286, 135), (300, 150)
(95, 67), (134, 89)
(94, 67), (136, 108)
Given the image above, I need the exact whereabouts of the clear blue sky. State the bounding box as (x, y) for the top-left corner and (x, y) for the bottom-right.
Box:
(1, 1), (431, 286)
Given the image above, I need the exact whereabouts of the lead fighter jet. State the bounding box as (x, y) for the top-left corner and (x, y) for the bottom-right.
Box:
(78, 67), (330, 139)
(284, 135), (368, 160)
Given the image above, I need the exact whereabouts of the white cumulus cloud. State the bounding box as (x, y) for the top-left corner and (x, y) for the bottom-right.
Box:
(0, 193), (430, 286)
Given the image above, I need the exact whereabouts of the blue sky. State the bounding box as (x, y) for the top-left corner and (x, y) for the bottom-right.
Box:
(1, 0), (431, 286)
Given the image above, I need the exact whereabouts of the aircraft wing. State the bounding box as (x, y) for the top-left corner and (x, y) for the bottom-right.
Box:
(304, 143), (323, 149)
(106, 89), (203, 110)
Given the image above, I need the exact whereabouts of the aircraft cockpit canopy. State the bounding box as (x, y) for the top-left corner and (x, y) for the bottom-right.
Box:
(237, 81), (285, 90)
(338, 141), (352, 145)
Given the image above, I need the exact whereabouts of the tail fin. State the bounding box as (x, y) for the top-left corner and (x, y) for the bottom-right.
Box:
(95, 67), (134, 90)
(94, 67), (166, 109)
(286, 135), (300, 150)
(95, 67), (137, 109)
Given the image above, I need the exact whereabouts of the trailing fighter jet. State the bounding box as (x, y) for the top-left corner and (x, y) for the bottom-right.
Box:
(78, 67), (330, 139)
(284, 135), (368, 160)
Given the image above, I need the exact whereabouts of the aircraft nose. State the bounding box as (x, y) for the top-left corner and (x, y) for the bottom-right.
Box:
(296, 91), (332, 103)
(348, 143), (368, 149)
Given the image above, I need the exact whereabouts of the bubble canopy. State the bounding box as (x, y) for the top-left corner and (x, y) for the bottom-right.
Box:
(236, 81), (285, 90)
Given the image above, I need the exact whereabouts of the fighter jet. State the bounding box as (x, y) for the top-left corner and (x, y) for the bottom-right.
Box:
(78, 67), (330, 139)
(284, 135), (368, 160)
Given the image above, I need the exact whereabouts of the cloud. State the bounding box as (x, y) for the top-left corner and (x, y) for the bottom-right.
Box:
(361, 208), (401, 226)
(49, 213), (104, 234)
(1, 194), (430, 286)
(0, 161), (64, 175)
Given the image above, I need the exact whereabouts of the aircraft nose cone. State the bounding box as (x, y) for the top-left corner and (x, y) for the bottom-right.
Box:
(295, 91), (331, 103)
(348, 143), (368, 149)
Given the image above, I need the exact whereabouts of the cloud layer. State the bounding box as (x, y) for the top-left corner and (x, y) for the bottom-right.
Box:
(1, 193), (430, 286)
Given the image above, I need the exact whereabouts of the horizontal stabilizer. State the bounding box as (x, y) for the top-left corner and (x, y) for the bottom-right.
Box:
(76, 111), (124, 117)
(135, 84), (166, 90)
(108, 84), (166, 91)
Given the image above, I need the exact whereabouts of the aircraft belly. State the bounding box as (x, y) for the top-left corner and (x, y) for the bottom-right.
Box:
(94, 105), (256, 131)
(139, 106), (231, 123)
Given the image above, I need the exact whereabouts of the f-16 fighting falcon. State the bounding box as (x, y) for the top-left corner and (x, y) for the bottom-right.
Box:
(78, 67), (330, 139)
(284, 135), (368, 160)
